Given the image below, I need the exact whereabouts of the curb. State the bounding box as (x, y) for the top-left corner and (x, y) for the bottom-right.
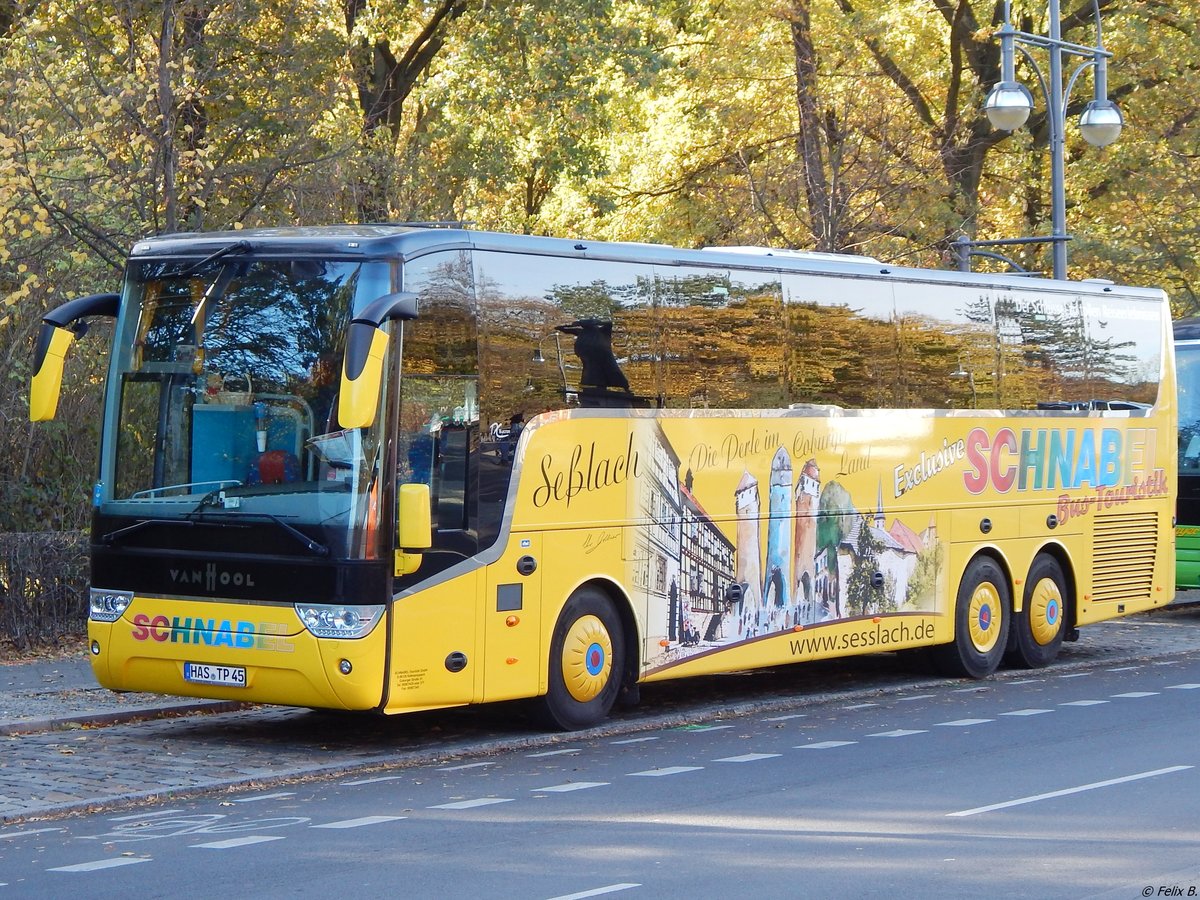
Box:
(0, 700), (248, 737)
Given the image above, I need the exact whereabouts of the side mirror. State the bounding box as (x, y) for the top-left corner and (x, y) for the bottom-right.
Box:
(395, 481), (432, 576)
(30, 292), (120, 422)
(338, 292), (419, 429)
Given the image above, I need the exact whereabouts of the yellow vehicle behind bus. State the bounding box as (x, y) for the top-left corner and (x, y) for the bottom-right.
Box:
(32, 226), (1175, 729)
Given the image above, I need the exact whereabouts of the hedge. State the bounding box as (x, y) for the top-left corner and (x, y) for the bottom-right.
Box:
(0, 531), (89, 652)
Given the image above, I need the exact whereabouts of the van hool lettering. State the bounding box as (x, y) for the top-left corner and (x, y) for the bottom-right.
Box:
(130, 614), (295, 651)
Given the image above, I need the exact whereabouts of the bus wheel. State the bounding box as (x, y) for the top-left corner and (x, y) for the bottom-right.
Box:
(932, 556), (1010, 679)
(538, 587), (625, 731)
(1005, 555), (1068, 669)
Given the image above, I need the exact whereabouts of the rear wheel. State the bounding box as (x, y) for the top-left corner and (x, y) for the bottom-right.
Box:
(932, 556), (1010, 679)
(1005, 555), (1068, 668)
(537, 587), (625, 731)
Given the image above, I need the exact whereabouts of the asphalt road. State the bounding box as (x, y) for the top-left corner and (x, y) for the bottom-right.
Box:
(1, 654), (1198, 899)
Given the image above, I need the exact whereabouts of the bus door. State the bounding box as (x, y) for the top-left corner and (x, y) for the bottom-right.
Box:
(482, 534), (543, 703)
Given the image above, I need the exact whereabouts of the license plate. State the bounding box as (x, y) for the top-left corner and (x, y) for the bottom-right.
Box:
(183, 662), (247, 687)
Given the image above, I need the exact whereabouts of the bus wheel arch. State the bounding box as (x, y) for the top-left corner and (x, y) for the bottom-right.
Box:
(931, 551), (1012, 679)
(536, 581), (638, 731)
(1005, 549), (1073, 669)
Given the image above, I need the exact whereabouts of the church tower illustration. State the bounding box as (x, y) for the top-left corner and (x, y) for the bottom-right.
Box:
(733, 470), (763, 623)
(793, 458), (821, 617)
(764, 447), (793, 611)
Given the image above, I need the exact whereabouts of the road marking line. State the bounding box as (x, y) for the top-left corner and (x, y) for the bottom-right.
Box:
(1107, 666), (1140, 672)
(429, 798), (513, 810)
(49, 857), (151, 872)
(675, 724), (732, 732)
(935, 718), (994, 727)
(895, 694), (936, 701)
(545, 883), (640, 900)
(611, 736), (658, 744)
(527, 748), (582, 758)
(1167, 683), (1200, 690)
(869, 729), (928, 738)
(1057, 672), (1089, 679)
(108, 810), (184, 821)
(1000, 709), (1053, 716)
(629, 766), (703, 777)
(232, 792), (295, 802)
(312, 816), (407, 829)
(842, 703), (877, 710)
(1059, 699), (1108, 706)
(1, 827), (65, 839)
(1111, 691), (1159, 698)
(531, 782), (609, 793)
(715, 753), (782, 763)
(797, 741), (857, 749)
(191, 835), (287, 849)
(341, 775), (405, 786)
(438, 762), (495, 771)
(1006, 679), (1042, 685)
(948, 766), (1194, 817)
(763, 713), (807, 721)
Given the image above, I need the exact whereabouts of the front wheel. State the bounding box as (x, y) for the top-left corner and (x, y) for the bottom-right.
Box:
(931, 556), (1011, 679)
(1005, 555), (1068, 669)
(537, 587), (625, 731)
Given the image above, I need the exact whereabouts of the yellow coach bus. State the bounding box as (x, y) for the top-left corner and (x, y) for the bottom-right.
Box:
(30, 226), (1176, 729)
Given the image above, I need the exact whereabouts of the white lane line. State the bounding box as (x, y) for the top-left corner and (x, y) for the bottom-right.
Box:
(532, 782), (609, 793)
(947, 765), (1193, 817)
(1057, 672), (1089, 679)
(629, 766), (703, 777)
(49, 857), (151, 872)
(1060, 699), (1108, 706)
(611, 736), (659, 745)
(341, 775), (405, 786)
(869, 729), (928, 738)
(312, 816), (407, 829)
(797, 741), (857, 749)
(1167, 683), (1200, 690)
(843, 703), (877, 710)
(232, 792), (295, 803)
(108, 809), (184, 821)
(1107, 666), (1140, 672)
(527, 748), (582, 758)
(545, 883), (640, 900)
(1001, 709), (1053, 717)
(935, 718), (994, 727)
(715, 753), (782, 763)
(429, 798), (513, 810)
(1111, 691), (1159, 698)
(895, 694), (936, 702)
(1006, 679), (1042, 685)
(763, 713), (807, 721)
(676, 724), (733, 732)
(438, 762), (495, 771)
(1, 827), (65, 839)
(191, 835), (287, 849)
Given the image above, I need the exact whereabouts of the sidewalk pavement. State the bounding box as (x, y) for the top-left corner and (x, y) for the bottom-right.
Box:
(0, 656), (243, 737)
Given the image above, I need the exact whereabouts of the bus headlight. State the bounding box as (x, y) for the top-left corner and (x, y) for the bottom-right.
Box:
(294, 603), (384, 639)
(89, 588), (133, 623)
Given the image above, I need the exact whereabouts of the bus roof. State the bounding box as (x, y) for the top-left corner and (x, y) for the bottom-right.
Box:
(129, 224), (1164, 300)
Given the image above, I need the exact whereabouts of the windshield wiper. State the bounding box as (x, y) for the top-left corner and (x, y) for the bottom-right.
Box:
(174, 240), (253, 279)
(100, 518), (199, 546)
(188, 510), (330, 557)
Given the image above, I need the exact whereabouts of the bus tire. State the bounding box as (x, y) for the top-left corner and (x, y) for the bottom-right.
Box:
(931, 556), (1010, 679)
(1005, 555), (1067, 669)
(537, 587), (625, 731)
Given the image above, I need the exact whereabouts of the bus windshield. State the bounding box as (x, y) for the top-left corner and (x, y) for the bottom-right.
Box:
(1179, 340), (1200, 475)
(96, 255), (393, 559)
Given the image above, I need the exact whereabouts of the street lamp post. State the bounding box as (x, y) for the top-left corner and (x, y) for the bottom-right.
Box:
(961, 0), (1123, 280)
